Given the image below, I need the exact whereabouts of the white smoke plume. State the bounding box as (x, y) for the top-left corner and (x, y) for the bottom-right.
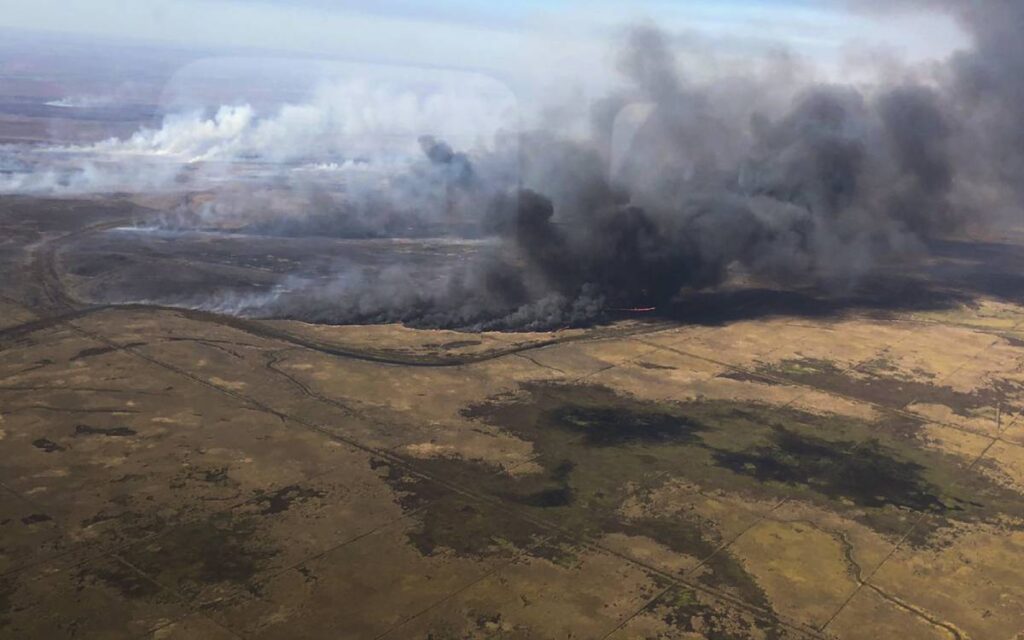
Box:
(0, 77), (517, 198)
(5, 8), (1024, 331)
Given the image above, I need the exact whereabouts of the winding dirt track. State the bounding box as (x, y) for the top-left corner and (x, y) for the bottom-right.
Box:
(6, 215), (676, 366)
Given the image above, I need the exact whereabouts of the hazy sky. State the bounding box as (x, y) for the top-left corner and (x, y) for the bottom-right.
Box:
(0, 0), (971, 127)
(0, 0), (967, 72)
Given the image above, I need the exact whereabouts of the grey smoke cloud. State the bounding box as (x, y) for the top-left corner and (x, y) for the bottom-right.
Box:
(256, 21), (966, 327)
(7, 6), (1023, 331)
(852, 0), (1024, 221)
(0, 77), (514, 197)
(260, 8), (1024, 330)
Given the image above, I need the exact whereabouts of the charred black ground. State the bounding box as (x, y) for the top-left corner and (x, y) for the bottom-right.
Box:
(56, 216), (1024, 332)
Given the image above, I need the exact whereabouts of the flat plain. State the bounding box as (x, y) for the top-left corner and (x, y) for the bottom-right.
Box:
(2, 196), (1023, 639)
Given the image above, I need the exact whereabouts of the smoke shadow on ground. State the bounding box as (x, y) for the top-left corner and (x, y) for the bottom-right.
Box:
(623, 239), (1024, 328)
(54, 217), (1024, 332)
(645, 283), (966, 327)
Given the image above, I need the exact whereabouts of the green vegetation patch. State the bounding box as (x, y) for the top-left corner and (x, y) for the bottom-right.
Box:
(656, 587), (792, 640)
(735, 356), (1023, 416)
(125, 513), (278, 599)
(712, 427), (956, 513)
(379, 382), (1022, 623)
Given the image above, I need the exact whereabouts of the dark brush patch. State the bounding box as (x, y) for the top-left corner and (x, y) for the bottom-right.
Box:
(464, 382), (1022, 537)
(637, 361), (677, 370)
(31, 438), (63, 453)
(252, 485), (327, 516)
(66, 252), (132, 278)
(711, 427), (951, 513)
(187, 522), (271, 587)
(504, 460), (576, 508)
(409, 383), (774, 606)
(19, 513), (52, 525)
(998, 334), (1024, 349)
(0, 577), (14, 627)
(373, 461), (451, 513)
(423, 340), (482, 350)
(717, 370), (783, 385)
(510, 486), (574, 507)
(372, 380), (1022, 633)
(79, 511), (120, 529)
(74, 424), (137, 437)
(81, 561), (162, 600)
(202, 468), (230, 484)
(402, 491), (554, 562)
(547, 405), (706, 447)
(170, 465), (236, 491)
(657, 588), (790, 640)
(69, 342), (145, 361)
(754, 357), (1015, 416)
(126, 513), (278, 595)
(621, 516), (771, 610)
(462, 381), (707, 448)
(377, 456), (577, 565)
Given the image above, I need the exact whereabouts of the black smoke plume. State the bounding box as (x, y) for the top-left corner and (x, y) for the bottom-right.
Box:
(254, 14), (1019, 331)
